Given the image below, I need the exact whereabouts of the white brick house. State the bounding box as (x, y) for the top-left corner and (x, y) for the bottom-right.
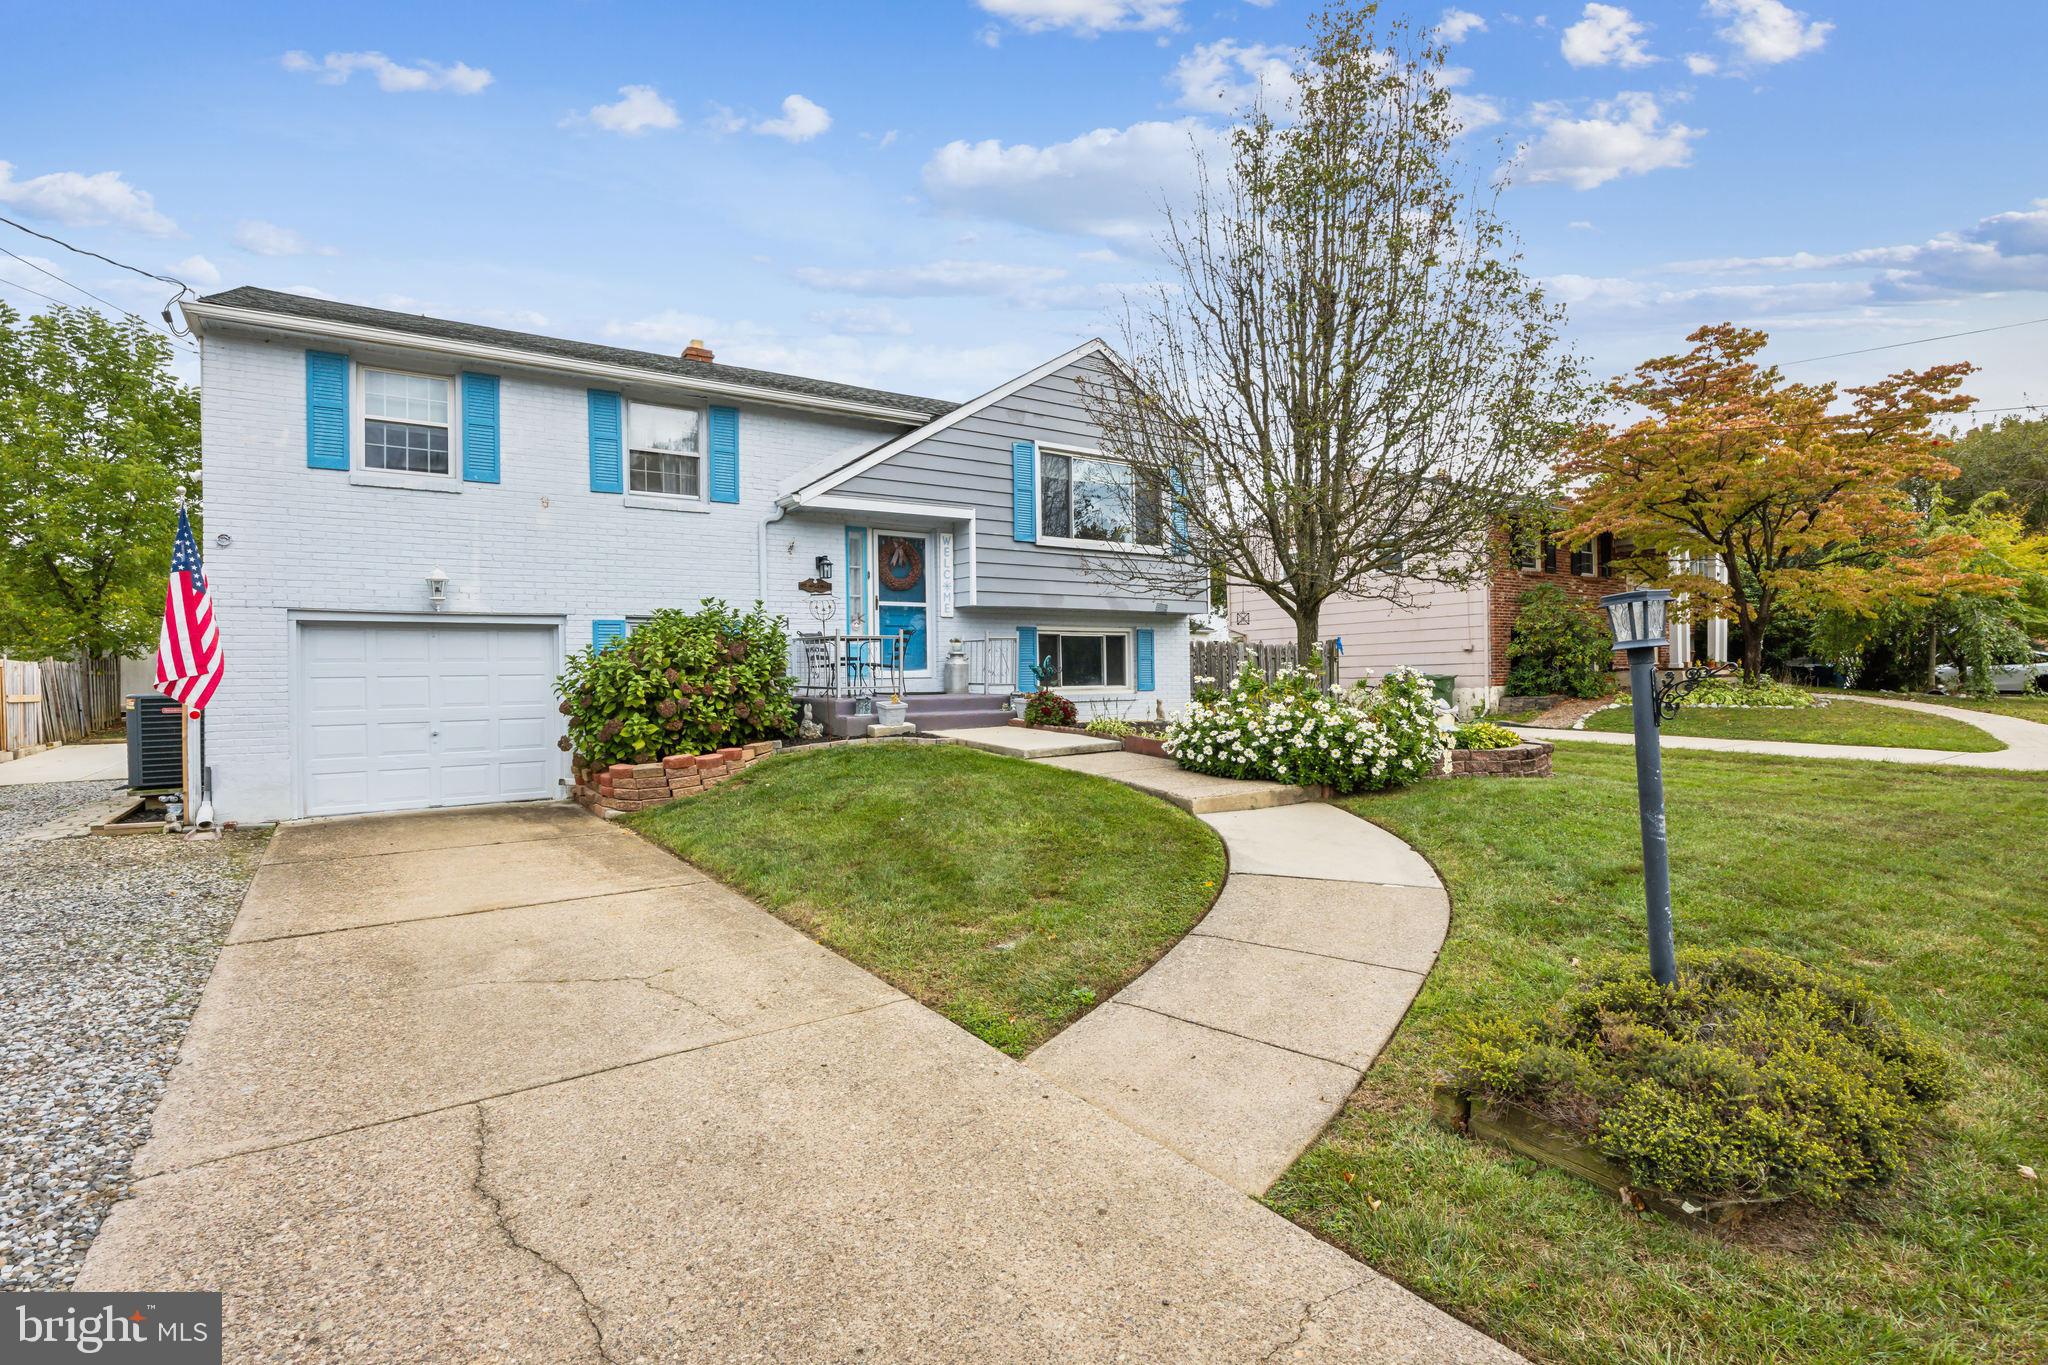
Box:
(181, 288), (1202, 823)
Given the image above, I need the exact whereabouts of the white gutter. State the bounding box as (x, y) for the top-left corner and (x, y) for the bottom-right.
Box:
(180, 300), (940, 427)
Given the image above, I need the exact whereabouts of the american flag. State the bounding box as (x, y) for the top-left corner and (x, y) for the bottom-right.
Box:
(156, 507), (223, 714)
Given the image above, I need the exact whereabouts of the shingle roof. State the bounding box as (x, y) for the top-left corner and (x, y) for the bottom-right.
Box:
(190, 286), (958, 420)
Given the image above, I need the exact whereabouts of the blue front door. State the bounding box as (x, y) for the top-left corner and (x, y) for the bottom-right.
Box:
(874, 532), (930, 673)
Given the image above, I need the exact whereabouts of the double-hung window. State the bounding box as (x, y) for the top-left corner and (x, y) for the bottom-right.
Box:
(627, 402), (704, 499)
(1571, 541), (1599, 576)
(1040, 449), (1163, 547)
(1036, 631), (1131, 690)
(363, 370), (451, 475)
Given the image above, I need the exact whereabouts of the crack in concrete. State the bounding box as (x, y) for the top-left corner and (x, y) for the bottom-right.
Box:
(468, 1104), (614, 1364)
(1256, 1278), (1368, 1362)
(366, 969), (736, 1028)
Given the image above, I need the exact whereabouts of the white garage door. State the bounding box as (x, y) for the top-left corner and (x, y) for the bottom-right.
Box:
(298, 622), (560, 817)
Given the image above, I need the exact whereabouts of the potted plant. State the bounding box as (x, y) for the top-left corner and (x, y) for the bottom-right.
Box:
(876, 693), (909, 726)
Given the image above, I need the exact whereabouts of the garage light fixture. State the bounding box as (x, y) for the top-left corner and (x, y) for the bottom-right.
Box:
(426, 568), (449, 610)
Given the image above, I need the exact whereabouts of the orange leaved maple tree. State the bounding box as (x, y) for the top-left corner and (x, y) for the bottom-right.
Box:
(1561, 324), (2005, 681)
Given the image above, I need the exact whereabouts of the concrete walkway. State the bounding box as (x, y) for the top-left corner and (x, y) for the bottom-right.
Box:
(930, 730), (1451, 1196)
(1515, 694), (2048, 771)
(80, 802), (1515, 1363)
(0, 740), (127, 785)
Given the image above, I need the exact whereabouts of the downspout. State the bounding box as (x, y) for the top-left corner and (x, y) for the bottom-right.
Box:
(759, 500), (788, 606)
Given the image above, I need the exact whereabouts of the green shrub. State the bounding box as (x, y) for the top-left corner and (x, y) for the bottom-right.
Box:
(1685, 677), (1815, 709)
(1025, 689), (1078, 727)
(556, 600), (797, 766)
(1455, 719), (1522, 750)
(1446, 948), (1952, 1205)
(1506, 585), (1616, 699)
(1084, 716), (1135, 737)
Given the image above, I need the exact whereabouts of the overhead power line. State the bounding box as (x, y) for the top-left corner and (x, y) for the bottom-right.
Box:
(1780, 315), (2048, 366)
(0, 212), (195, 339)
(0, 243), (196, 353)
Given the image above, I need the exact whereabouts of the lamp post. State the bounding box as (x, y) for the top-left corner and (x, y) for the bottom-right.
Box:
(1600, 588), (1678, 986)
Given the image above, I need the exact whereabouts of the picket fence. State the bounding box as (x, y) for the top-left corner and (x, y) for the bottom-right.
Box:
(1188, 638), (1343, 690)
(1, 655), (124, 757)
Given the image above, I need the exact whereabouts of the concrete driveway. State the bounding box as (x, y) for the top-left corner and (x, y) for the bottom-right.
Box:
(79, 803), (1517, 1363)
(0, 741), (127, 785)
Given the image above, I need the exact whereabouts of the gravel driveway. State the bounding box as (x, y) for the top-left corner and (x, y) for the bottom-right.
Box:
(0, 779), (264, 1289)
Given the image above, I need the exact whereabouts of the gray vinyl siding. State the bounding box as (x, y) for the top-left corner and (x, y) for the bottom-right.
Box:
(835, 357), (1206, 615)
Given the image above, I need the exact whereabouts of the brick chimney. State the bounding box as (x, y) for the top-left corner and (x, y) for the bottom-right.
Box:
(681, 338), (714, 363)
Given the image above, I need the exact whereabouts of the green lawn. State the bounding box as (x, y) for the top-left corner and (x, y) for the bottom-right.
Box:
(629, 743), (1225, 1054)
(1266, 744), (2045, 1364)
(1842, 689), (2048, 726)
(1580, 695), (2005, 751)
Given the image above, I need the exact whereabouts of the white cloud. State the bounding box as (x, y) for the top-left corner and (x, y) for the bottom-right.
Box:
(1438, 8), (1487, 42)
(172, 254), (221, 288)
(1664, 199), (2048, 301)
(1560, 4), (1657, 68)
(566, 85), (680, 135)
(754, 94), (832, 143)
(1684, 52), (1720, 75)
(280, 50), (491, 94)
(1705, 0), (1831, 65)
(1517, 92), (1699, 190)
(1170, 39), (1297, 113)
(1543, 272), (1869, 314)
(1568, 219), (1597, 231)
(808, 304), (914, 336)
(1440, 65), (1505, 135)
(0, 161), (175, 235)
(232, 219), (336, 257)
(281, 284), (337, 301)
(794, 259), (1068, 298)
(976, 0), (1182, 36)
(923, 119), (1224, 240)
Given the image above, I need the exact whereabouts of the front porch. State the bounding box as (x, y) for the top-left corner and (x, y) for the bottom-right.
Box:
(787, 631), (1019, 737)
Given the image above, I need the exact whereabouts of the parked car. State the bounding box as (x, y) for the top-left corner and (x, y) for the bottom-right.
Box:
(1934, 649), (2048, 694)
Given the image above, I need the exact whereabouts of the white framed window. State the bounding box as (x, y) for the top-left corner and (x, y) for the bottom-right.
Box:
(362, 369), (452, 475)
(627, 401), (704, 500)
(1036, 630), (1132, 691)
(1039, 446), (1163, 548)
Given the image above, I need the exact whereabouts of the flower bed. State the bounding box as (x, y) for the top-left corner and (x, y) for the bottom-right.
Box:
(1164, 664), (1453, 794)
(1447, 740), (1552, 778)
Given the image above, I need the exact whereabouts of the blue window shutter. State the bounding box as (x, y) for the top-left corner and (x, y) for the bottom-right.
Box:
(593, 619), (627, 651)
(1011, 441), (1036, 542)
(461, 372), (500, 484)
(1016, 626), (1038, 692)
(708, 405), (740, 503)
(1167, 471), (1190, 554)
(305, 350), (349, 470)
(1135, 629), (1156, 692)
(587, 391), (623, 493)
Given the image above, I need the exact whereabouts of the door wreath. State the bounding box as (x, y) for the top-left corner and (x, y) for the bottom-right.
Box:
(879, 538), (924, 593)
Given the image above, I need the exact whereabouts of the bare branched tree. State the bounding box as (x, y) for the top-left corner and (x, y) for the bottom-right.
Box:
(1076, 2), (1587, 657)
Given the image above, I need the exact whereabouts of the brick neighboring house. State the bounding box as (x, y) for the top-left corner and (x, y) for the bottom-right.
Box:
(1226, 529), (1728, 714)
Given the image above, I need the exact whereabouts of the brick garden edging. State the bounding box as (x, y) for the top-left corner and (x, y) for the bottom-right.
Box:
(572, 742), (781, 816)
(1445, 740), (1552, 778)
(1023, 723), (1172, 758)
(571, 734), (943, 818)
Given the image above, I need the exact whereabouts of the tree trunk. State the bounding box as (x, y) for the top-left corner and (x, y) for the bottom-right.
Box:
(1926, 623), (1939, 693)
(1739, 622), (1766, 684)
(1293, 608), (1321, 673)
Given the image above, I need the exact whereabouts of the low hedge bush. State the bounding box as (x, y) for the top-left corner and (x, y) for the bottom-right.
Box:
(556, 600), (797, 766)
(1447, 947), (1952, 1205)
(1084, 716), (1135, 737)
(1455, 719), (1523, 751)
(1165, 663), (1453, 793)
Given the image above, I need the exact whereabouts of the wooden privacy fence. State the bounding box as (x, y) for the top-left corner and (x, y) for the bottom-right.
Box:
(1, 655), (124, 757)
(1189, 638), (1343, 690)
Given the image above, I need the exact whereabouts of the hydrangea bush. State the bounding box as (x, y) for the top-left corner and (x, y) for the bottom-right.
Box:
(1164, 662), (1454, 793)
(555, 600), (797, 767)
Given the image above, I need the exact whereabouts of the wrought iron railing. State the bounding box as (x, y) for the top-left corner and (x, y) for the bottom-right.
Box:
(791, 633), (908, 703)
(788, 633), (1020, 699)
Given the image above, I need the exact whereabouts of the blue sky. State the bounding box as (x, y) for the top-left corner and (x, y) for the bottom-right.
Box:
(4, 0), (2045, 418)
